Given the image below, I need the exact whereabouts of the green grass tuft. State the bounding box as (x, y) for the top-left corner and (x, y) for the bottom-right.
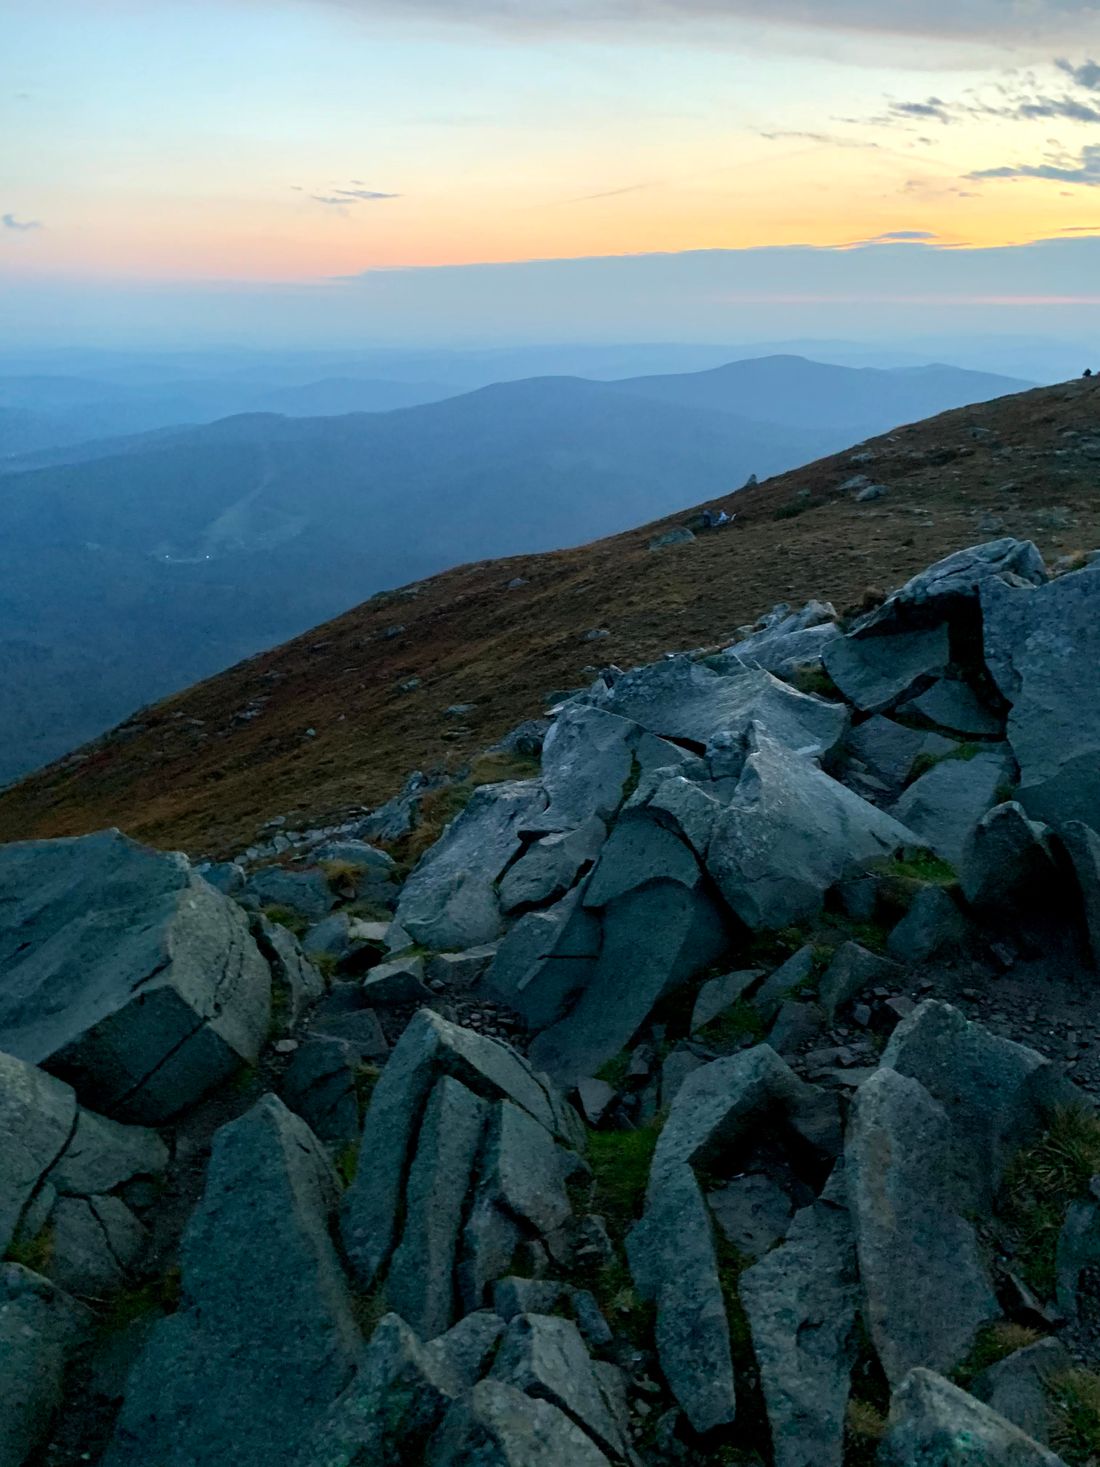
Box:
(886, 850), (958, 886)
(1000, 1106), (1100, 1296)
(4, 1224), (54, 1274)
(1051, 1368), (1100, 1464)
(953, 1322), (1044, 1387)
(262, 904), (308, 938)
(585, 1122), (661, 1244)
(699, 1001), (768, 1050)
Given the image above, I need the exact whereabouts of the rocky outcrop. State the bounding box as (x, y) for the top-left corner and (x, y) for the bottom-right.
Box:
(0, 829), (271, 1122)
(0, 1264), (91, 1467)
(878, 1368), (1066, 1465)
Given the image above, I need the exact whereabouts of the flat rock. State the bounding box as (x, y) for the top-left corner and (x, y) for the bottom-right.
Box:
(0, 1263), (91, 1467)
(982, 557), (1100, 828)
(907, 677), (1003, 737)
(855, 538), (1047, 636)
(692, 969), (763, 1032)
(499, 816), (606, 914)
(0, 830), (271, 1123)
(845, 1068), (997, 1385)
(707, 726), (920, 930)
(971, 1337), (1071, 1446)
(481, 884), (602, 1030)
(707, 1173), (794, 1259)
(740, 1178), (859, 1467)
(394, 780), (548, 951)
(429, 1378), (612, 1467)
(362, 955), (432, 1007)
(102, 1095), (360, 1467)
(878, 1367), (1066, 1466)
(843, 716), (956, 795)
(818, 942), (902, 1021)
(889, 747), (1014, 866)
(823, 624), (949, 713)
(887, 885), (968, 964)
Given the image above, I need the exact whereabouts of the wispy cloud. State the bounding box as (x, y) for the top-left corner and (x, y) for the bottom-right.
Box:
(306, 183), (400, 209)
(758, 129), (880, 149)
(970, 142), (1100, 185)
(2, 213), (41, 232)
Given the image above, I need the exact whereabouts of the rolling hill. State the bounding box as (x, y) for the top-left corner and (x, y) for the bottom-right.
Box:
(0, 355), (1029, 787)
(0, 372), (1095, 857)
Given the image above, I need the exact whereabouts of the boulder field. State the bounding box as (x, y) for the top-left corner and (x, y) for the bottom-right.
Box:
(5, 539), (1100, 1465)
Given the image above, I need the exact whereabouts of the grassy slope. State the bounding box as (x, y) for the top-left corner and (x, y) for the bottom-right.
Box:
(1, 376), (1097, 857)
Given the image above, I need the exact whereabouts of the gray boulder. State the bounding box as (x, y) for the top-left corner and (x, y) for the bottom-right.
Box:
(881, 1000), (1070, 1205)
(0, 1263), (91, 1467)
(889, 747), (1014, 867)
(102, 1095), (360, 1467)
(823, 624), (949, 713)
(887, 886), (968, 964)
(707, 1173), (794, 1259)
(250, 913), (325, 1026)
(818, 942), (902, 1021)
(843, 716), (957, 796)
(982, 558), (1100, 828)
(48, 1193), (147, 1296)
(0, 830), (271, 1123)
(429, 1378), (612, 1467)
(1059, 821), (1100, 966)
(280, 1036), (361, 1145)
(711, 617), (841, 680)
(481, 884), (602, 1031)
(740, 1178), (859, 1467)
(362, 956), (432, 1007)
(854, 538), (1047, 636)
(539, 705), (685, 829)
(0, 1051), (77, 1256)
(47, 1105), (167, 1198)
(845, 1068), (997, 1385)
(242, 864), (336, 919)
(692, 969), (763, 1032)
(499, 816), (606, 914)
(961, 802), (1056, 912)
(878, 1368), (1066, 1466)
(394, 780), (548, 951)
(707, 727), (920, 930)
(583, 811), (704, 908)
(1055, 1199), (1100, 1321)
(388, 1075), (490, 1339)
(971, 1337), (1071, 1447)
(753, 945), (816, 1022)
(341, 1011), (578, 1290)
(906, 678), (1003, 737)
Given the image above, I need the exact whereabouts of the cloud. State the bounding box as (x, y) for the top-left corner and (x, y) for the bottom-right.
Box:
(890, 97), (955, 123)
(846, 229), (941, 247)
(308, 184), (400, 207)
(758, 129), (881, 149)
(2, 213), (41, 232)
(970, 142), (1100, 184)
(1057, 57), (1100, 88)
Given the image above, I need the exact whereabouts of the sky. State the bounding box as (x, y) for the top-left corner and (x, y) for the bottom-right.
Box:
(5, 0), (1100, 345)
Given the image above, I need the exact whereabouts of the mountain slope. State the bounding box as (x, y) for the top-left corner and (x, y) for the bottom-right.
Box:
(1, 374), (1095, 856)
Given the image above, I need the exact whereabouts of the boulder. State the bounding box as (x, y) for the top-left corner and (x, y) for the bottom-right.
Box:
(905, 678), (1003, 737)
(242, 864), (336, 919)
(707, 1173), (794, 1259)
(627, 1160), (736, 1434)
(843, 716), (956, 796)
(0, 1051), (77, 1256)
(0, 830), (271, 1123)
(538, 705), (684, 829)
(878, 1368), (1065, 1466)
(818, 942), (902, 1021)
(824, 623), (950, 714)
(528, 879), (728, 1086)
(429, 1379), (612, 1467)
(960, 802), (1057, 913)
(362, 956), (432, 1007)
(0, 1263), (91, 1467)
(280, 1036), (361, 1145)
(312, 839), (397, 875)
(498, 816), (606, 914)
(753, 945), (816, 1023)
(1055, 1199), (1100, 1321)
(740, 1178), (859, 1467)
(889, 747), (1014, 866)
(47, 1105), (167, 1198)
(692, 969), (764, 1032)
(102, 1095), (360, 1467)
(971, 1337), (1071, 1447)
(394, 780), (548, 951)
(711, 621), (841, 680)
(388, 1076), (490, 1339)
(481, 884), (602, 1031)
(427, 945), (500, 990)
(845, 1068), (997, 1385)
(250, 914), (325, 1026)
(47, 1193), (147, 1296)
(1059, 821), (1100, 966)
(854, 538), (1046, 636)
(583, 811), (704, 908)
(883, 1001), (1072, 1204)
(706, 727), (920, 930)
(887, 886), (968, 964)
(981, 558), (1100, 828)
(595, 658), (848, 756)
(341, 1011), (578, 1290)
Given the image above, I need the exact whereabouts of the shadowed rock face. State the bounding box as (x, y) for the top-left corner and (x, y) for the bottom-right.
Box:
(0, 828), (271, 1123)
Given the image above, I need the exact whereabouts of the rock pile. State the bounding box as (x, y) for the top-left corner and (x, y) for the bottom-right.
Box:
(6, 538), (1100, 1465)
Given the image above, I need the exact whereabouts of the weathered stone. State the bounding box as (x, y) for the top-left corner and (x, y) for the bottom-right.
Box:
(753, 946), (816, 1022)
(823, 624), (949, 713)
(0, 830), (271, 1123)
(1055, 1199), (1100, 1321)
(707, 727), (920, 930)
(707, 1174), (794, 1259)
(250, 913), (325, 1026)
(243, 864), (336, 919)
(499, 816), (606, 913)
(596, 658), (848, 756)
(712, 614), (841, 680)
(961, 802), (1056, 912)
(845, 1068), (997, 1385)
(341, 1011), (576, 1290)
(887, 885), (969, 963)
(768, 1000), (825, 1054)
(312, 839), (397, 875)
(971, 1338), (1071, 1446)
(883, 1001), (1072, 1205)
(1059, 821), (1100, 966)
(429, 1378), (612, 1467)
(528, 880), (728, 1086)
(890, 747), (1014, 866)
(628, 1160), (735, 1434)
(538, 706), (648, 828)
(982, 557), (1100, 828)
(649, 526), (696, 550)
(280, 1036), (361, 1145)
(692, 969), (764, 1032)
(427, 1310), (506, 1391)
(309, 1004), (388, 1060)
(878, 1368), (1065, 1466)
(572, 1289), (614, 1349)
(482, 884), (603, 1030)
(394, 781), (548, 951)
(103, 1095), (360, 1467)
(740, 1179), (859, 1467)
(856, 538), (1047, 636)
(46, 1105), (167, 1198)
(362, 956), (432, 1006)
(583, 812), (703, 908)
(575, 1077), (616, 1126)
(906, 678), (1003, 737)
(0, 1263), (91, 1467)
(492, 1277), (567, 1321)
(661, 1046), (706, 1109)
(843, 716), (956, 796)
(426, 945), (499, 990)
(818, 942), (902, 1021)
(302, 911), (354, 960)
(48, 1193), (147, 1295)
(0, 1051), (77, 1256)
(491, 1312), (630, 1459)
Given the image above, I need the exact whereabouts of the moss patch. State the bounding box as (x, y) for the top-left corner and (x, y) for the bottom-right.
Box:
(1051, 1367), (1100, 1464)
(953, 1322), (1043, 1388)
(262, 904), (309, 938)
(101, 1267), (182, 1331)
(1000, 1106), (1100, 1295)
(699, 1001), (768, 1051)
(4, 1223), (54, 1274)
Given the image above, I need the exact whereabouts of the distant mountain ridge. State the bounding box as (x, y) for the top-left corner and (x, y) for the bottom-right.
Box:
(0, 354), (1030, 787)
